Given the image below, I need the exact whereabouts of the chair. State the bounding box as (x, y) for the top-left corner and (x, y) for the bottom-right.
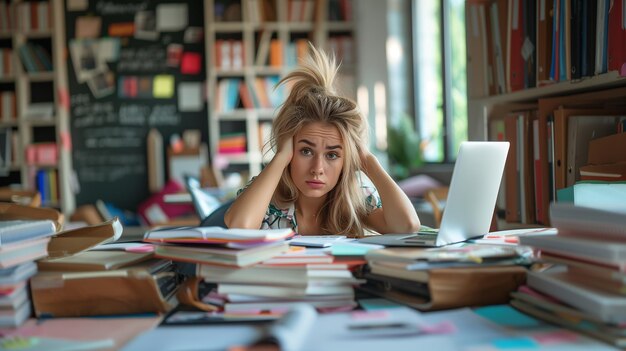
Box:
(424, 186), (449, 228)
(199, 199), (234, 227)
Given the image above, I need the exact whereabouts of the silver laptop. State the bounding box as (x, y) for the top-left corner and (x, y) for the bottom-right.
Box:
(359, 141), (509, 247)
(183, 175), (222, 221)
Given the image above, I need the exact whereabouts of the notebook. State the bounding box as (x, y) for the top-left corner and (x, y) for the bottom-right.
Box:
(359, 141), (509, 247)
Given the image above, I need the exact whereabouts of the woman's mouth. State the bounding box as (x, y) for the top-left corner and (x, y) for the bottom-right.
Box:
(305, 180), (325, 189)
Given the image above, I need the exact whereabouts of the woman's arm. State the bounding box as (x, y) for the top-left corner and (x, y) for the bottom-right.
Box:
(224, 137), (293, 229)
(360, 152), (421, 234)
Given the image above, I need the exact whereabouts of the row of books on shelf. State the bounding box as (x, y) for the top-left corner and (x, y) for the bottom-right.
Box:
(0, 2), (13, 32)
(0, 91), (16, 122)
(214, 37), (312, 70)
(14, 1), (52, 33)
(489, 86), (626, 225)
(0, 49), (14, 78)
(18, 43), (53, 73)
(466, 0), (626, 98)
(33, 168), (59, 206)
(214, 0), (352, 23)
(515, 203), (626, 348)
(215, 76), (285, 112)
(217, 132), (247, 154)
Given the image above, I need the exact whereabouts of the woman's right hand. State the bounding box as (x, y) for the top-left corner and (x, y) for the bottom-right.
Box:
(276, 135), (294, 163)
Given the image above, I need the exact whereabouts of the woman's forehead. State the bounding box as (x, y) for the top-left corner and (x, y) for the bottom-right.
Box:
(296, 122), (343, 144)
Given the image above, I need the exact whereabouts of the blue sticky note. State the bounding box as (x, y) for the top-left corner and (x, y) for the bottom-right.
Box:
(359, 298), (405, 310)
(492, 337), (539, 349)
(474, 305), (541, 328)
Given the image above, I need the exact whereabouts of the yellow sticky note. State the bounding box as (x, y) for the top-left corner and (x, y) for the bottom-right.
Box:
(153, 75), (174, 98)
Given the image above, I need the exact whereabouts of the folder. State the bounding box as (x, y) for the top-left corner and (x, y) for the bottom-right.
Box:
(587, 132), (626, 165)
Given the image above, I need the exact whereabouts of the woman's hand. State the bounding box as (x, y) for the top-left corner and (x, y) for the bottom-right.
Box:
(276, 135), (294, 165)
(358, 142), (375, 173)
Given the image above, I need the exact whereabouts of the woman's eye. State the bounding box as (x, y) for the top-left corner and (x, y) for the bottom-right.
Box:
(300, 148), (313, 156)
(326, 153), (339, 160)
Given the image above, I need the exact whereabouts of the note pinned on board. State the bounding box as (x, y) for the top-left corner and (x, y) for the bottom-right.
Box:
(178, 82), (203, 112)
(153, 75), (174, 98)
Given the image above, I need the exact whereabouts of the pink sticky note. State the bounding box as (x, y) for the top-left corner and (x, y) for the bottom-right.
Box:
(181, 52), (202, 75)
(533, 330), (580, 345)
(126, 244), (154, 253)
(351, 310), (390, 320)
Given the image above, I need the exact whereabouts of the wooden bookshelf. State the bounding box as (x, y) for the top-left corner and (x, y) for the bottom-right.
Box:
(204, 0), (357, 179)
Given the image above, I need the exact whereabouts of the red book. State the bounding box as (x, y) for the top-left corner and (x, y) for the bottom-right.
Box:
(507, 0), (524, 92)
(608, 0), (626, 75)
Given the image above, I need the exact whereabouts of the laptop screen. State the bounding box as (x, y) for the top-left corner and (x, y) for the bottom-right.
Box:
(183, 175), (222, 221)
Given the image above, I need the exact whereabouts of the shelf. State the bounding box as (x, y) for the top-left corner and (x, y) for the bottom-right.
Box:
(212, 22), (246, 32)
(217, 109), (252, 120)
(0, 31), (13, 38)
(0, 120), (18, 127)
(215, 69), (247, 77)
(26, 164), (58, 170)
(285, 23), (315, 31)
(23, 118), (56, 127)
(253, 67), (284, 75)
(475, 71), (626, 106)
(17, 30), (53, 38)
(24, 71), (55, 81)
(0, 76), (15, 82)
(326, 22), (354, 31)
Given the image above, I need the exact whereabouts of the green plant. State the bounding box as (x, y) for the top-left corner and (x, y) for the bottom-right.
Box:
(387, 114), (423, 180)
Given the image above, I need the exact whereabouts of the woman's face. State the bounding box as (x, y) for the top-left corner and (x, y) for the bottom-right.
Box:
(290, 122), (344, 199)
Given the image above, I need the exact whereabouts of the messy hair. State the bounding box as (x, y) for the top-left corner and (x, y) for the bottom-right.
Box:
(268, 45), (370, 237)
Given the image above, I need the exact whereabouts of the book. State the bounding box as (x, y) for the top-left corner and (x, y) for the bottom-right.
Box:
(217, 283), (355, 298)
(527, 269), (626, 324)
(521, 235), (626, 267)
(144, 226), (294, 244)
(0, 220), (56, 245)
(260, 248), (334, 265)
(0, 298), (30, 328)
(580, 162), (626, 181)
(43, 217), (123, 262)
(37, 250), (153, 272)
(155, 241), (289, 267)
(288, 235), (347, 248)
(0, 261), (37, 286)
(197, 263), (358, 286)
(0, 237), (50, 269)
(0, 203), (64, 231)
(548, 202), (626, 240)
(30, 259), (179, 317)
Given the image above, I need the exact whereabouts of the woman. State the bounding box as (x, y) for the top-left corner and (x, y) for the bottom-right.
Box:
(224, 46), (420, 237)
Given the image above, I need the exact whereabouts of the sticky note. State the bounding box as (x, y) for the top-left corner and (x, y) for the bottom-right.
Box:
(492, 337), (538, 349)
(153, 75), (174, 98)
(181, 52), (202, 75)
(178, 82), (203, 112)
(474, 305), (541, 328)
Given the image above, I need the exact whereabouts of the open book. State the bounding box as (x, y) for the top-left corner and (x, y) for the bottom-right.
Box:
(144, 226), (294, 244)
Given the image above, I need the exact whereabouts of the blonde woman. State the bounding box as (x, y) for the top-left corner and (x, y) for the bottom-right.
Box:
(224, 46), (420, 237)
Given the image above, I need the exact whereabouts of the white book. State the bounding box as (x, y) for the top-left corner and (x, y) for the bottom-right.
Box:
(549, 203), (626, 240)
(0, 299), (30, 327)
(520, 235), (626, 266)
(144, 226), (293, 243)
(224, 299), (357, 313)
(0, 220), (56, 246)
(0, 283), (28, 309)
(528, 269), (626, 324)
(0, 261), (37, 285)
(218, 283), (355, 298)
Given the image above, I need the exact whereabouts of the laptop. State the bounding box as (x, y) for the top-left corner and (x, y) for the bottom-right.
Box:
(183, 175), (222, 222)
(359, 141), (509, 247)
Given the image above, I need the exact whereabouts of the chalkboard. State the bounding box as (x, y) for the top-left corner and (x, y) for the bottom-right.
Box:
(65, 0), (208, 211)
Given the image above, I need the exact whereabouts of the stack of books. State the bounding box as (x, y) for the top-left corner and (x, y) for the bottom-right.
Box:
(359, 243), (530, 311)
(196, 247), (364, 314)
(30, 218), (182, 318)
(517, 203), (626, 347)
(0, 219), (57, 327)
(144, 226), (294, 267)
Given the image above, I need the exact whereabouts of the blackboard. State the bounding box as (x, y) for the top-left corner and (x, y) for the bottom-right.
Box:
(65, 0), (208, 211)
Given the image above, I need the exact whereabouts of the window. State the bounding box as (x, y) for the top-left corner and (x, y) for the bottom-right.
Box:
(412, 0), (467, 162)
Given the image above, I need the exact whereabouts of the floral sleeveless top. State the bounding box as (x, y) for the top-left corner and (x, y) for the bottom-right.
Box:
(236, 175), (382, 233)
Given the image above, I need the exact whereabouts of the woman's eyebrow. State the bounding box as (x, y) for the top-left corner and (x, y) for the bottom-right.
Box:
(297, 139), (343, 150)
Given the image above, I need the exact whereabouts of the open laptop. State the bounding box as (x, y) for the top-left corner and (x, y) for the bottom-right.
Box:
(183, 175), (222, 222)
(359, 141), (509, 247)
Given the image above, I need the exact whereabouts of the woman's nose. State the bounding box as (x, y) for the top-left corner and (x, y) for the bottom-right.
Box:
(310, 156), (324, 175)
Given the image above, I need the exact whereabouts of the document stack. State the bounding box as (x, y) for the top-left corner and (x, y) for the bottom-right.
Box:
(30, 218), (181, 318)
(517, 203), (626, 347)
(359, 243), (530, 311)
(196, 247), (363, 314)
(0, 219), (57, 327)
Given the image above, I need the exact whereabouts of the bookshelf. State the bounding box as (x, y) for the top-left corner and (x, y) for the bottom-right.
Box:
(0, 0), (74, 215)
(465, 0), (626, 226)
(204, 0), (356, 179)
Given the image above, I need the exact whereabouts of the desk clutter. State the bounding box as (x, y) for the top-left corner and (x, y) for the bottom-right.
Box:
(0, 202), (626, 350)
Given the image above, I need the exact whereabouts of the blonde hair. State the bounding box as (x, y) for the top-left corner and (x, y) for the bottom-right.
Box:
(269, 45), (370, 237)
